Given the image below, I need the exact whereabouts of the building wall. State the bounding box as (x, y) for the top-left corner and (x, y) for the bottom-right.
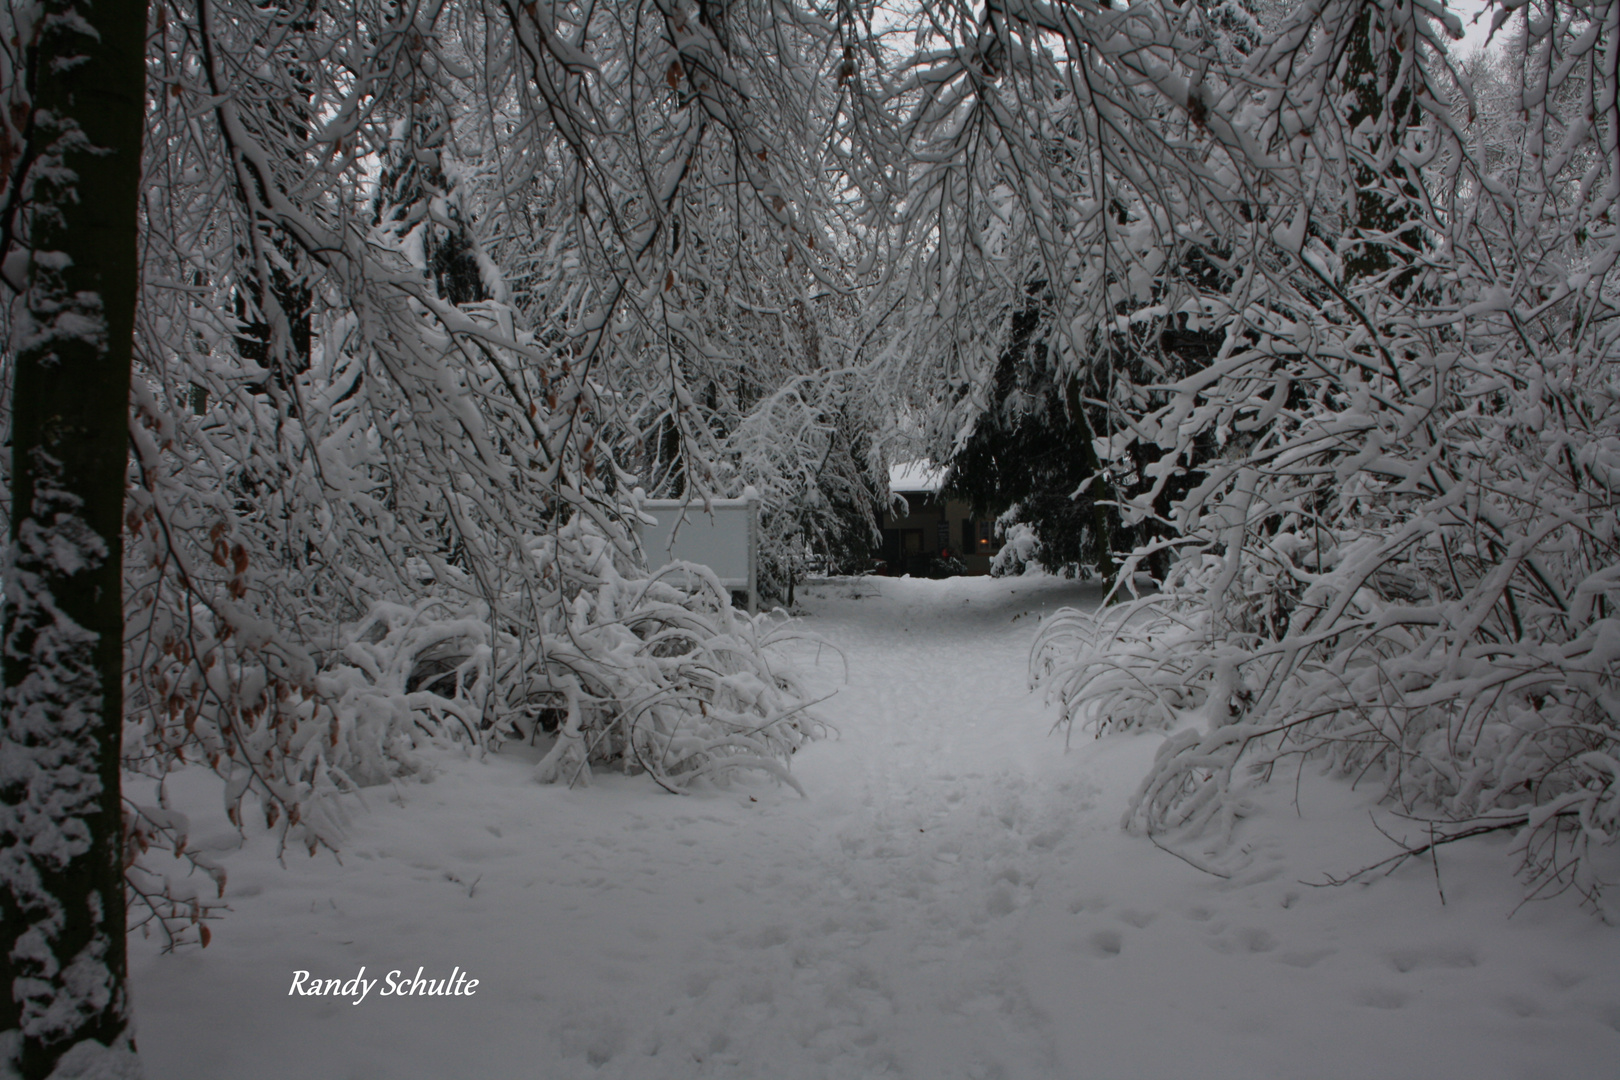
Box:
(880, 491), (995, 576)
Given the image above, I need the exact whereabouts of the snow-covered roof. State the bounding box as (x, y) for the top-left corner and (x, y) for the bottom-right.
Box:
(888, 459), (945, 494)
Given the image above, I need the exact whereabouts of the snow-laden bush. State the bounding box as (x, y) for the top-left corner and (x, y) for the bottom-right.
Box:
(119, 0), (847, 949)
(990, 520), (1043, 578)
(520, 523), (822, 792)
(1039, 384), (1620, 903)
(1032, 587), (1209, 736)
(991, 516), (1098, 579)
(125, 352), (823, 839)
(1015, 0), (1620, 908)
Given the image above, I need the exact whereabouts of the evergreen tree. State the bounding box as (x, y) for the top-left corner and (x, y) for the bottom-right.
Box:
(945, 299), (1113, 578)
(917, 0), (1262, 586)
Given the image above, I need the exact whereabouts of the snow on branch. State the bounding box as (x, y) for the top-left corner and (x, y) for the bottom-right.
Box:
(982, 0), (1620, 907)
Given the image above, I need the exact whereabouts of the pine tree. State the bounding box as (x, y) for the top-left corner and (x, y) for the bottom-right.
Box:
(945, 298), (1116, 578)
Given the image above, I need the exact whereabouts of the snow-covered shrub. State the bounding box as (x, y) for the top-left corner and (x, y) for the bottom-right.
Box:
(994, 0), (1620, 905)
(318, 600), (496, 781)
(521, 520), (822, 791)
(991, 520), (1043, 577)
(1040, 384), (1620, 903)
(121, 0), (848, 933)
(1032, 592), (1210, 736)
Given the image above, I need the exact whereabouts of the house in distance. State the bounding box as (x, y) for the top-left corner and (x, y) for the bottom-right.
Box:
(881, 461), (994, 577)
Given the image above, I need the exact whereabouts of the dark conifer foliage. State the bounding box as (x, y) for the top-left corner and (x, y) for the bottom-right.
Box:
(947, 277), (1227, 583)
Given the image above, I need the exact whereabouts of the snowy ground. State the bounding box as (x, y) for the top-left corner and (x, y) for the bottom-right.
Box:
(130, 574), (1620, 1080)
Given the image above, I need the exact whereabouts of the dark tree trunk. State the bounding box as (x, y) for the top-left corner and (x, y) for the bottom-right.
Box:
(1340, 3), (1425, 288)
(1, 0), (147, 1076)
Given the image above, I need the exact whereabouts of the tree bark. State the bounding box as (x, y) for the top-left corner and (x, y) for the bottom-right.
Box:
(2, 0), (147, 1076)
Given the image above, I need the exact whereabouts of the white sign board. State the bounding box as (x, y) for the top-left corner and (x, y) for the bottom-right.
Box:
(635, 496), (759, 611)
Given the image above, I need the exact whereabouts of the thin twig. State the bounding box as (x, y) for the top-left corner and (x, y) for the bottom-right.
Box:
(1302, 818), (1526, 888)
(1429, 823), (1446, 906)
(1148, 833), (1233, 879)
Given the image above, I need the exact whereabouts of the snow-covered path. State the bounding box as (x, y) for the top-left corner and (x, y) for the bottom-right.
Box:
(130, 575), (1620, 1080)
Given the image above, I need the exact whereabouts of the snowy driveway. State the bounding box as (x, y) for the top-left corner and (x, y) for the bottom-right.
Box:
(131, 575), (1620, 1080)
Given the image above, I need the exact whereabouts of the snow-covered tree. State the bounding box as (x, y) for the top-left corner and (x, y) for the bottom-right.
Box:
(924, 0), (1267, 582)
(1021, 0), (1620, 906)
(1, 1), (147, 1075)
(12, 3), (1620, 1072)
(126, 0), (871, 835)
(10, 2), (882, 1063)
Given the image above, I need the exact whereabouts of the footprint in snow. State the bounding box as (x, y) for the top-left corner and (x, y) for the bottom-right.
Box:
(747, 925), (791, 949)
(1087, 929), (1124, 957)
(1355, 986), (1409, 1010)
(1276, 948), (1336, 969)
(1498, 994), (1545, 1019)
(1027, 828), (1066, 851)
(1539, 968), (1586, 990)
(557, 1017), (627, 1068)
